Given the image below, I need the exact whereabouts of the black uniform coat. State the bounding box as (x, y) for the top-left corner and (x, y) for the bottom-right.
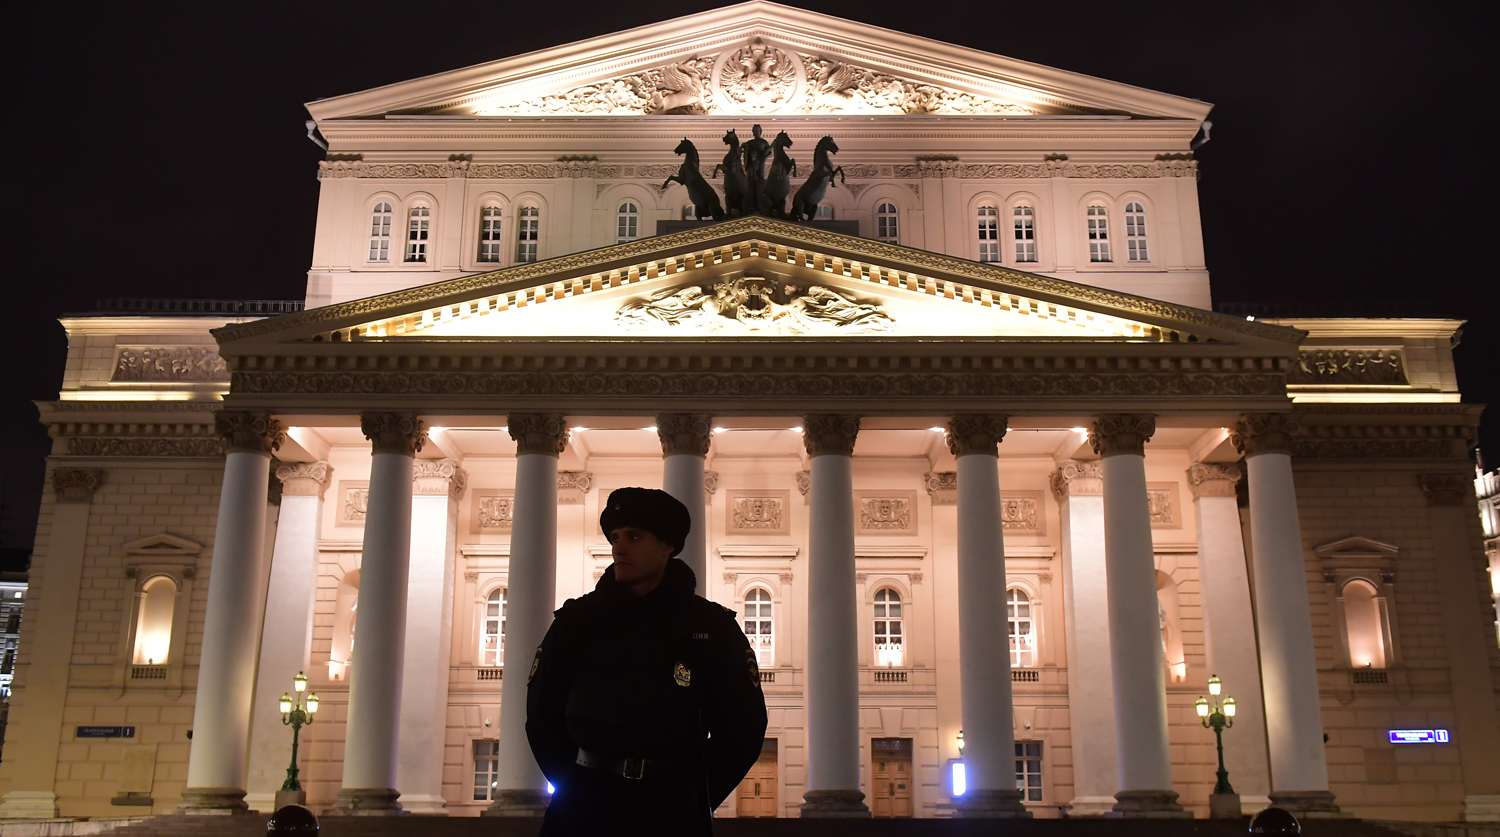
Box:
(526, 559), (768, 836)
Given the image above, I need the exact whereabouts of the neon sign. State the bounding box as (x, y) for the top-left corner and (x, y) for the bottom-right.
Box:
(1388, 729), (1449, 744)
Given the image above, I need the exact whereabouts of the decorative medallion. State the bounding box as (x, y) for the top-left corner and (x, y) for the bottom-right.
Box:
(712, 38), (803, 113)
(673, 661), (693, 687)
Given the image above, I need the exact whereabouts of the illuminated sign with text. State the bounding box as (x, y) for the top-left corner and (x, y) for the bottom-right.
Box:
(1388, 729), (1449, 744)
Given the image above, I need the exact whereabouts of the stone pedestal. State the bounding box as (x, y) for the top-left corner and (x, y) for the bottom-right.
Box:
(325, 788), (406, 816)
(274, 789), (308, 810)
(800, 789), (871, 818)
(1209, 792), (1242, 819)
(481, 789), (551, 818)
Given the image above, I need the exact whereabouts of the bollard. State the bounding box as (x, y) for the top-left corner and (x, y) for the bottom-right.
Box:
(268, 804), (319, 835)
(1249, 806), (1300, 834)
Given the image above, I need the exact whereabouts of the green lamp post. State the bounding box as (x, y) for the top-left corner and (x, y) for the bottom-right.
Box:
(279, 671), (319, 801)
(1195, 674), (1237, 796)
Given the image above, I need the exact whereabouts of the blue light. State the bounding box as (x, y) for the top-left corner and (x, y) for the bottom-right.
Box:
(547, 782), (555, 794)
(1388, 729), (1450, 744)
(951, 762), (966, 797)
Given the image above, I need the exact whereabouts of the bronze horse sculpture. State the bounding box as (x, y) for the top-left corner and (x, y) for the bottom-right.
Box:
(664, 138), (724, 220)
(760, 131), (796, 218)
(788, 136), (844, 222)
(713, 129), (751, 217)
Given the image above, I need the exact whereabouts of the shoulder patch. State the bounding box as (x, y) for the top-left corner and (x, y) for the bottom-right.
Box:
(746, 648), (761, 689)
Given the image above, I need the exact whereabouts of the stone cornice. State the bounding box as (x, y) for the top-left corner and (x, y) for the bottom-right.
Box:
(1088, 414), (1156, 458)
(1185, 463), (1241, 499)
(945, 414), (1008, 457)
(316, 159), (1197, 181)
(1287, 403), (1478, 461)
(361, 411), (427, 456)
(804, 414), (860, 457)
(657, 413), (713, 457)
(509, 413), (569, 456)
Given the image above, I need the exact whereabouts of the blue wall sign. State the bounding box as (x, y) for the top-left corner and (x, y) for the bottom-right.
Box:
(76, 726), (135, 739)
(1388, 729), (1449, 744)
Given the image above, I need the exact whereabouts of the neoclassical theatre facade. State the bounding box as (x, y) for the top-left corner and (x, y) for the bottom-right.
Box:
(2, 1), (1497, 823)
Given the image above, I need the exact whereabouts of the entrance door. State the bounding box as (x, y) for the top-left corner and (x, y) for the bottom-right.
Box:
(736, 739), (778, 817)
(871, 737), (913, 817)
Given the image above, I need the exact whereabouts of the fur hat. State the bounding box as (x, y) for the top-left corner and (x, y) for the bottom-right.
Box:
(599, 487), (691, 558)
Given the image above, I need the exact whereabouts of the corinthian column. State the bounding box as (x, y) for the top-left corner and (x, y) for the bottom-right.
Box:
(1186, 462), (1271, 811)
(1232, 414), (1337, 816)
(1088, 414), (1185, 818)
(658, 413), (711, 584)
(329, 413), (425, 815)
(1051, 460), (1118, 816)
(246, 461), (332, 813)
(800, 414), (870, 818)
(485, 414), (568, 817)
(181, 412), (283, 813)
(398, 459), (467, 814)
(947, 415), (1029, 818)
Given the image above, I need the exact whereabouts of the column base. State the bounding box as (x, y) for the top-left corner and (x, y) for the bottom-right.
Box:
(955, 788), (1032, 818)
(244, 792), (275, 813)
(0, 791), (61, 819)
(800, 789), (872, 818)
(1209, 792), (1241, 819)
(1112, 789), (1192, 818)
(479, 789), (550, 817)
(1065, 796), (1118, 817)
(176, 787), (250, 815)
(1464, 794), (1500, 822)
(1268, 790), (1346, 818)
(398, 794), (449, 815)
(323, 788), (406, 816)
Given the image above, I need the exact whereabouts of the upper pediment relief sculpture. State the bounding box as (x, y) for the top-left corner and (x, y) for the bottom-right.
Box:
(615, 278), (895, 335)
(476, 37), (1043, 116)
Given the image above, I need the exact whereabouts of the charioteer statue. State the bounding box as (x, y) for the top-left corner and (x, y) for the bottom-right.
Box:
(665, 128), (844, 222)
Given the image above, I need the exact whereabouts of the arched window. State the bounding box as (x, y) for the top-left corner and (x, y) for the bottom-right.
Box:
(1013, 205), (1037, 263)
(368, 202), (392, 263)
(875, 202), (899, 243)
(1007, 588), (1036, 668)
(976, 205), (999, 263)
(1087, 205), (1111, 262)
(482, 588), (506, 666)
(1124, 201), (1149, 262)
(405, 206), (431, 263)
(1342, 579), (1387, 669)
(814, 204), (835, 221)
(478, 205), (503, 263)
(516, 205), (539, 263)
(616, 201), (640, 243)
(874, 588), (904, 667)
(743, 587), (774, 668)
(132, 576), (176, 665)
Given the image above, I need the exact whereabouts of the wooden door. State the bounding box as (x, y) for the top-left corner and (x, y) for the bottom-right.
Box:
(871, 738), (913, 818)
(736, 741), (778, 817)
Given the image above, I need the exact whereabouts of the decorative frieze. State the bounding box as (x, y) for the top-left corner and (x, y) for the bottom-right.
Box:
(1146, 483), (1182, 528)
(1418, 473), (1471, 507)
(215, 411), (283, 455)
(275, 462), (332, 498)
(1185, 463), (1241, 499)
(111, 347), (228, 383)
(360, 412), (426, 456)
(1050, 461), (1103, 498)
(412, 459), (468, 500)
(727, 490), (790, 535)
(336, 481), (370, 526)
(803, 414), (860, 457)
(657, 413), (712, 456)
(68, 437), (223, 458)
(857, 492), (917, 535)
(470, 491), (515, 534)
(508, 414), (569, 456)
(52, 469), (104, 503)
(1288, 349), (1407, 386)
(945, 414), (1009, 457)
(1232, 413), (1300, 458)
(923, 471), (957, 506)
(616, 280), (895, 335)
(557, 471), (592, 504)
(316, 158), (1197, 180)
(1088, 414), (1156, 458)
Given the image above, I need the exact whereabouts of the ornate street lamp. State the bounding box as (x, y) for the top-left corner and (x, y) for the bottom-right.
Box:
(1196, 674), (1237, 796)
(280, 671), (319, 798)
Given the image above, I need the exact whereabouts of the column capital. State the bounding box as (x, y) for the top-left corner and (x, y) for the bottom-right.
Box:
(52, 468), (104, 503)
(1050, 460), (1103, 498)
(945, 414), (1009, 457)
(1185, 462), (1242, 499)
(923, 471), (958, 505)
(657, 413), (712, 456)
(215, 411), (284, 455)
(704, 470), (720, 496)
(1087, 414), (1155, 458)
(508, 413), (569, 457)
(360, 412), (426, 456)
(557, 470), (592, 504)
(1418, 473), (1471, 507)
(413, 459), (467, 500)
(802, 414), (860, 457)
(1231, 413), (1301, 457)
(275, 461), (333, 498)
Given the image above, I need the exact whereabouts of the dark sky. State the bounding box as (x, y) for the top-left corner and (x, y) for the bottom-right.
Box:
(2, 2), (1493, 554)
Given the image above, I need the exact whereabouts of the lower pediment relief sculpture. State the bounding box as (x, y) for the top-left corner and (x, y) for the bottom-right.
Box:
(112, 347), (228, 383)
(615, 278), (894, 335)
(1288, 349), (1407, 386)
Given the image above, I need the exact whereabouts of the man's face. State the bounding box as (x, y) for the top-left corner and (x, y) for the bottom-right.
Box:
(607, 526), (674, 591)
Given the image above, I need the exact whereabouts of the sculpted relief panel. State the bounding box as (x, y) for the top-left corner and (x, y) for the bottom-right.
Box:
(616, 278), (894, 335)
(727, 489), (790, 535)
(112, 347), (228, 383)
(857, 491), (917, 535)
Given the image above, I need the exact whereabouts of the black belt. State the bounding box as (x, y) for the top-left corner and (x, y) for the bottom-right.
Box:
(575, 748), (671, 781)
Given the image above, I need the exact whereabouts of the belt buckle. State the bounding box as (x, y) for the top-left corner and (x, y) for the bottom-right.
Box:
(621, 757), (645, 780)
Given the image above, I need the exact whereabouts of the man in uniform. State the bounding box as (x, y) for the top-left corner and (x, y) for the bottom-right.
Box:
(527, 487), (768, 835)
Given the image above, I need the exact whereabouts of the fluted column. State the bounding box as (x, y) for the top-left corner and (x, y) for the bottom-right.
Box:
(181, 412), (284, 813)
(1232, 414), (1337, 816)
(1187, 462), (1271, 811)
(485, 414), (568, 817)
(329, 413), (425, 815)
(1089, 415), (1185, 817)
(800, 414), (870, 818)
(658, 413), (711, 584)
(947, 415), (1029, 818)
(246, 462), (332, 813)
(1051, 460), (1119, 816)
(398, 459), (467, 814)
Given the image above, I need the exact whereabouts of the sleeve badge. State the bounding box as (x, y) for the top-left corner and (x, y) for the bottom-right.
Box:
(527, 646), (542, 684)
(746, 648), (761, 689)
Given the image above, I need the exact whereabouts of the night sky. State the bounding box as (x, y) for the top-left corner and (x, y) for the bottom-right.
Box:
(2, 2), (1493, 559)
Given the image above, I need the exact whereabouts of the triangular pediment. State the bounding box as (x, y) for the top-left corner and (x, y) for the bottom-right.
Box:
(306, 2), (1210, 122)
(215, 217), (1299, 352)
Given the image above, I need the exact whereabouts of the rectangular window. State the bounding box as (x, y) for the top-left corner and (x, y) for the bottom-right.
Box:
(1087, 206), (1111, 263)
(1013, 206), (1037, 263)
(1015, 741), (1043, 802)
(368, 203), (392, 263)
(977, 206), (999, 263)
(479, 206), (503, 263)
(473, 740), (500, 802)
(516, 206), (539, 264)
(1124, 202), (1149, 262)
(406, 207), (430, 263)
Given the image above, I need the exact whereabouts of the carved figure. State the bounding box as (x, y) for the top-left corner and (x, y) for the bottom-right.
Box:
(740, 124), (771, 213)
(719, 38), (796, 112)
(788, 136), (844, 222)
(663, 138), (724, 220)
(649, 60), (709, 114)
(713, 129), (751, 217)
(614, 278), (894, 335)
(615, 285), (725, 331)
(760, 131), (796, 217)
(784, 284), (895, 332)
